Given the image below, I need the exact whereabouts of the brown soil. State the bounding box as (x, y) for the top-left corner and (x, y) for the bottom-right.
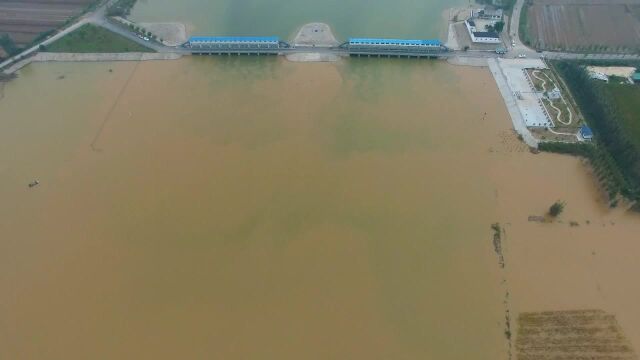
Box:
(526, 0), (640, 52)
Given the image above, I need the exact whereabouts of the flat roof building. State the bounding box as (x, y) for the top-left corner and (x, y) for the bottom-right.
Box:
(189, 36), (280, 44)
(580, 125), (594, 140)
(465, 21), (501, 43)
(348, 38), (442, 47)
(472, 8), (503, 20)
(187, 36), (282, 49)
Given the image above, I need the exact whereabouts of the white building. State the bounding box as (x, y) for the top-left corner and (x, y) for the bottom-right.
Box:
(547, 87), (561, 100)
(588, 71), (609, 82)
(465, 20), (501, 44)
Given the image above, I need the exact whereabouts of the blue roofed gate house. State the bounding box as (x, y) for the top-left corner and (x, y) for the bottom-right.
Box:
(348, 38), (442, 47)
(341, 38), (446, 54)
(186, 36), (282, 50)
(580, 125), (594, 141)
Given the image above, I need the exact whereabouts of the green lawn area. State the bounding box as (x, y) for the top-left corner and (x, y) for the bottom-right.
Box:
(45, 24), (154, 53)
(607, 83), (640, 146)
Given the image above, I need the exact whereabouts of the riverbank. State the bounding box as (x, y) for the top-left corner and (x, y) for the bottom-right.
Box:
(3, 52), (183, 74)
(0, 58), (510, 360)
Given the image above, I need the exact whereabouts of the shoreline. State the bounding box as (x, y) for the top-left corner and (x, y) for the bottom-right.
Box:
(3, 52), (184, 75)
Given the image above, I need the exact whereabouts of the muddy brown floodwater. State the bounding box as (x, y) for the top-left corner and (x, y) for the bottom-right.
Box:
(1, 57), (640, 359)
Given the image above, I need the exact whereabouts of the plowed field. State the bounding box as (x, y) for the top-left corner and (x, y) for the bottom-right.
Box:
(0, 0), (94, 46)
(526, 0), (640, 52)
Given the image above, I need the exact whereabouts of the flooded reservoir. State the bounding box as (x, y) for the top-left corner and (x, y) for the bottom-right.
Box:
(1, 57), (509, 359)
(2, 0), (640, 359)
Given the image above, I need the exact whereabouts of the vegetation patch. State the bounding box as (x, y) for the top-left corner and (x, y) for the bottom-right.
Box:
(607, 84), (640, 148)
(107, 0), (138, 17)
(539, 142), (631, 207)
(517, 310), (637, 360)
(475, 0), (517, 13)
(518, 0), (533, 47)
(548, 200), (565, 217)
(527, 68), (581, 129)
(544, 61), (640, 204)
(45, 24), (154, 53)
(491, 223), (505, 268)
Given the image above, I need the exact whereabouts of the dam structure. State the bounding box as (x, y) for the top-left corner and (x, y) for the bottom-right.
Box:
(341, 38), (445, 57)
(184, 35), (450, 59)
(186, 36), (289, 55)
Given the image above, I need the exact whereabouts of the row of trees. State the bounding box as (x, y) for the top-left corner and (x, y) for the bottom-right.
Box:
(126, 23), (160, 42)
(539, 142), (629, 207)
(1, 30), (55, 58)
(529, 42), (640, 54)
(542, 61), (640, 205)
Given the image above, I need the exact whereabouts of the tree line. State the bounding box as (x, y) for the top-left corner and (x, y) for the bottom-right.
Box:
(541, 61), (640, 206)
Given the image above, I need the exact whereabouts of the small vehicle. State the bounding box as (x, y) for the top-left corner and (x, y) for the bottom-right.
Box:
(511, 40), (516, 47)
(518, 54), (526, 58)
(143, 37), (150, 41)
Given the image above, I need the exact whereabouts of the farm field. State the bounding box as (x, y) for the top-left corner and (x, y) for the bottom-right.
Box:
(516, 310), (637, 360)
(0, 0), (94, 48)
(524, 0), (640, 52)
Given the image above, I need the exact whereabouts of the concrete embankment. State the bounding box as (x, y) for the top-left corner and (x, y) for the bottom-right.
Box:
(4, 52), (183, 74)
(487, 58), (539, 148)
(447, 56), (488, 67)
(286, 23), (341, 62)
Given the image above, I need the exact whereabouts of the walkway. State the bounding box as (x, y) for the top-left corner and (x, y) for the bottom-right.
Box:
(488, 58), (539, 148)
(531, 70), (572, 126)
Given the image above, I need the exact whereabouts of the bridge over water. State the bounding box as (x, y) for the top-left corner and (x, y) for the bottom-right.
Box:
(185, 36), (452, 59)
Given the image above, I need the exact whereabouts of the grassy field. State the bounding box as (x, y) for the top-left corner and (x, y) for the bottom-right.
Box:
(608, 83), (640, 147)
(46, 24), (153, 53)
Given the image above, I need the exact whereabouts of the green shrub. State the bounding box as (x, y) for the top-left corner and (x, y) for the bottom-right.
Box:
(549, 201), (565, 217)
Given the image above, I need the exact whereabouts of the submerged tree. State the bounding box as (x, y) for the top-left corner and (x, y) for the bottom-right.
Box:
(549, 201), (566, 217)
